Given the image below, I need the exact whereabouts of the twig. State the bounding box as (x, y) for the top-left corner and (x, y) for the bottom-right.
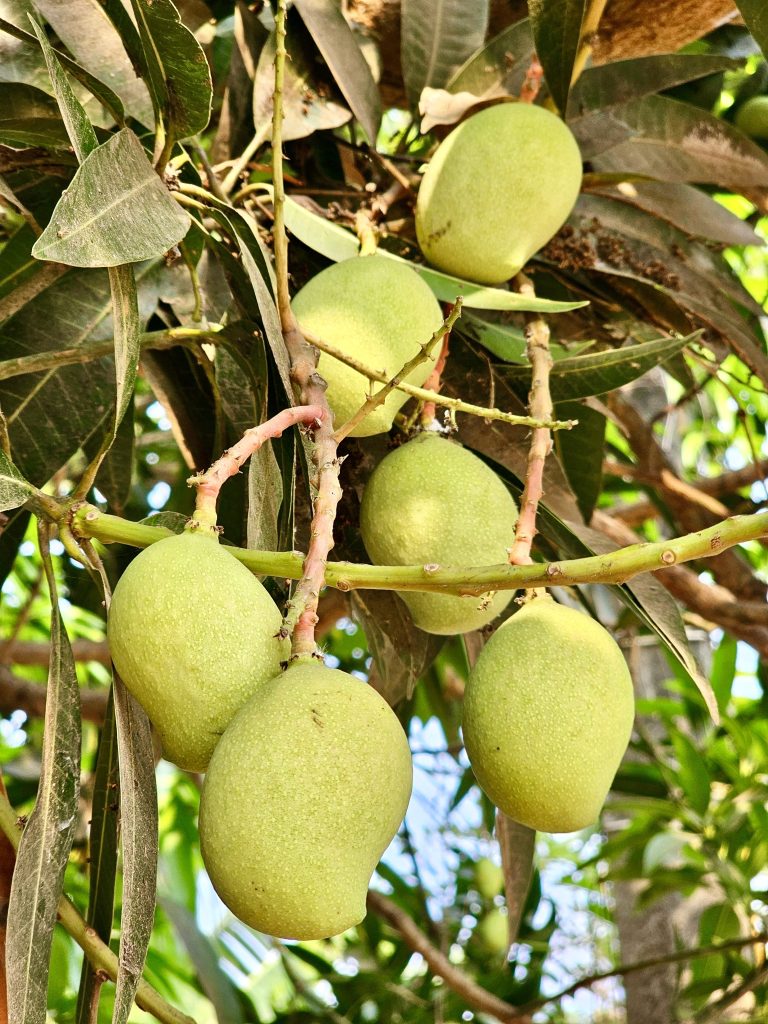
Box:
(72, 504), (768, 598)
(0, 263), (68, 324)
(188, 405), (325, 528)
(366, 890), (531, 1023)
(188, 136), (227, 204)
(221, 123), (271, 196)
(603, 462), (730, 519)
(332, 299), (463, 442)
(693, 962), (768, 1023)
(507, 274), (554, 568)
(0, 791), (196, 1024)
(271, 0), (341, 660)
(522, 933), (767, 1013)
(302, 328), (572, 431)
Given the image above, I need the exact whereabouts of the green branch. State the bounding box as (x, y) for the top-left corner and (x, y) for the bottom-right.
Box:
(71, 504), (768, 597)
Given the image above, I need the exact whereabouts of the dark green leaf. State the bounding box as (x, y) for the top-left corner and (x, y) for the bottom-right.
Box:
(401, 0), (489, 110)
(497, 333), (695, 401)
(84, 395), (135, 512)
(0, 449), (36, 510)
(129, 0), (213, 142)
(0, 507), (30, 591)
(734, 1), (768, 60)
(528, 0), (586, 115)
(0, 117), (71, 149)
(568, 55), (739, 117)
(458, 312), (593, 363)
(160, 898), (246, 1024)
(447, 18), (534, 97)
(554, 400), (604, 521)
(108, 264), (140, 437)
(7, 524), (81, 1024)
(591, 95), (768, 186)
(32, 130), (191, 267)
(0, 221), (39, 302)
(351, 589), (443, 705)
(28, 15), (98, 162)
(76, 689), (119, 1024)
(294, 0), (381, 144)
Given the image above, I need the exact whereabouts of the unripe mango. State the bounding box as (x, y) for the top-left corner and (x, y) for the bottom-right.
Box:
(474, 856), (504, 898)
(462, 597), (634, 833)
(107, 527), (286, 771)
(360, 432), (517, 635)
(199, 661), (412, 939)
(292, 254), (443, 436)
(416, 103), (583, 285)
(735, 96), (768, 141)
(476, 908), (509, 955)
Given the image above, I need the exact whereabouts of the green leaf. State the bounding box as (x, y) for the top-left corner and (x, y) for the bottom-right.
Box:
(6, 524), (81, 1024)
(108, 265), (140, 436)
(528, 0), (586, 115)
(28, 15), (98, 162)
(710, 634), (737, 717)
(498, 333), (695, 401)
(160, 898), (246, 1024)
(401, 0), (489, 110)
(76, 689), (119, 1024)
(591, 95), (768, 186)
(447, 18), (534, 97)
(0, 449), (36, 511)
(671, 731), (711, 815)
(279, 193), (588, 313)
(129, 0), (213, 142)
(554, 400), (604, 521)
(568, 54), (739, 117)
(111, 674), (158, 1024)
(458, 312), (593, 363)
(734, 1), (768, 60)
(294, 0), (381, 144)
(32, 130), (190, 267)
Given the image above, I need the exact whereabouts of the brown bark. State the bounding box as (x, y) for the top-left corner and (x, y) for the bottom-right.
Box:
(0, 777), (13, 1024)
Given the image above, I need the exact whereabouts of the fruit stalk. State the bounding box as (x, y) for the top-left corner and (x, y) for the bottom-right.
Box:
(188, 405), (325, 527)
(271, 0), (341, 658)
(332, 297), (464, 442)
(0, 791), (197, 1024)
(507, 274), (554, 568)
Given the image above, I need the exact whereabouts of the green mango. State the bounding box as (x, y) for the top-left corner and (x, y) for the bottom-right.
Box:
(462, 596), (635, 833)
(416, 103), (582, 285)
(735, 96), (768, 141)
(199, 660), (413, 939)
(474, 856), (505, 898)
(107, 527), (286, 771)
(360, 432), (517, 634)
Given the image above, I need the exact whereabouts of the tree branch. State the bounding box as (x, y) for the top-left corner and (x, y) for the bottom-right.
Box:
(366, 890), (531, 1024)
(0, 666), (108, 724)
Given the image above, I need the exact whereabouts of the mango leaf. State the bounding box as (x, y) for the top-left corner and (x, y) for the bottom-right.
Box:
(458, 312), (593, 363)
(84, 391), (135, 512)
(591, 95), (768, 187)
(401, 0), (489, 110)
(554, 400), (604, 521)
(129, 0), (213, 141)
(447, 18), (534, 96)
(0, 450), (36, 510)
(32, 130), (190, 267)
(710, 633), (737, 718)
(735, 1), (768, 60)
(107, 264), (140, 437)
(76, 689), (119, 1024)
(568, 54), (739, 117)
(111, 674), (158, 1024)
(0, 117), (71, 149)
(0, 221), (39, 303)
(278, 193), (588, 313)
(253, 29), (351, 143)
(6, 524), (81, 1024)
(528, 0), (586, 115)
(0, 14), (127, 124)
(0, 507), (30, 591)
(28, 16), (98, 162)
(294, 0), (381, 144)
(160, 898), (246, 1024)
(497, 333), (694, 401)
(671, 731), (711, 815)
(585, 180), (761, 247)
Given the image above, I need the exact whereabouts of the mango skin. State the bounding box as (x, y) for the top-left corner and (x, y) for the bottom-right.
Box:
(360, 432), (517, 635)
(107, 529), (286, 772)
(462, 597), (634, 833)
(292, 254), (443, 436)
(474, 856), (504, 898)
(199, 661), (412, 940)
(416, 103), (583, 285)
(735, 96), (768, 141)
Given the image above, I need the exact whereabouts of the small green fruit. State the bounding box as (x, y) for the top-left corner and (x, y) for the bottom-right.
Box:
(476, 908), (509, 955)
(199, 661), (412, 940)
(360, 432), (517, 635)
(474, 857), (504, 898)
(292, 254), (443, 436)
(462, 597), (635, 833)
(735, 96), (768, 141)
(416, 103), (582, 285)
(107, 528), (286, 771)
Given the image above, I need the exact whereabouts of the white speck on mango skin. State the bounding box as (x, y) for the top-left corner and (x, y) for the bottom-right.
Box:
(107, 530), (288, 771)
(462, 596), (635, 833)
(360, 432), (518, 635)
(199, 661), (413, 940)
